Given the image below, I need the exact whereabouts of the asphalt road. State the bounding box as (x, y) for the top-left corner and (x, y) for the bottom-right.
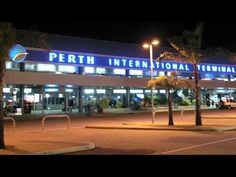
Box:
(63, 129), (236, 155)
(4, 109), (236, 155)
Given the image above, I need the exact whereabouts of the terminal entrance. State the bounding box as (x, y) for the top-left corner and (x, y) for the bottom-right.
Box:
(43, 92), (78, 114)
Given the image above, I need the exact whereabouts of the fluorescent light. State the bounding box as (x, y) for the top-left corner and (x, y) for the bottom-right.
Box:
(84, 67), (95, 73)
(129, 70), (143, 76)
(130, 90), (143, 94)
(113, 89), (127, 94)
(84, 89), (94, 94)
(96, 89), (106, 94)
(5, 62), (12, 69)
(37, 64), (56, 72)
(3, 88), (10, 93)
(113, 69), (126, 75)
(160, 90), (166, 93)
(45, 84), (58, 87)
(58, 65), (76, 73)
(145, 90), (157, 93)
(59, 93), (64, 98)
(45, 88), (58, 92)
(65, 88), (73, 92)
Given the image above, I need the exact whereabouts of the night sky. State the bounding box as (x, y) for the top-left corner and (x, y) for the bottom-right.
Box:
(11, 21), (236, 51)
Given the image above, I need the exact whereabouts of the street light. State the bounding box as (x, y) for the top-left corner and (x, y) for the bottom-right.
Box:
(143, 39), (160, 123)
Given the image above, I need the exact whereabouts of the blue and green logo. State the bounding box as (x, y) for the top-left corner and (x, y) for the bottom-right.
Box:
(8, 44), (28, 62)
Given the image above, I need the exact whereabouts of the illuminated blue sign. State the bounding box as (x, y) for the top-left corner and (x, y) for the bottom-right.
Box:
(8, 44), (28, 63)
(49, 52), (95, 65)
(25, 49), (236, 74)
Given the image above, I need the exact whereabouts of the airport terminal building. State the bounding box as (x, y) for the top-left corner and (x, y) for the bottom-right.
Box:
(3, 30), (236, 114)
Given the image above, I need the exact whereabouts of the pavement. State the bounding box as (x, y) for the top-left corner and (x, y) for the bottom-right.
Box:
(0, 129), (95, 155)
(1, 109), (236, 155)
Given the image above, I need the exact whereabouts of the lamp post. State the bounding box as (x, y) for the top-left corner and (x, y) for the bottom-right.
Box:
(143, 40), (159, 123)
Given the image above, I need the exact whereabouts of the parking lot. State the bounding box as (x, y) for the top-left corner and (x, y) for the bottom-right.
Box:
(3, 109), (236, 155)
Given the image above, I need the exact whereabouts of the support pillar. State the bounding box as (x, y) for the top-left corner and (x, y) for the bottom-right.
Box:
(78, 86), (83, 113)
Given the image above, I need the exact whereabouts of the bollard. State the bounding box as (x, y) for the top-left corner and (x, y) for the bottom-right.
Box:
(181, 109), (184, 120)
(4, 117), (16, 133)
(41, 115), (71, 132)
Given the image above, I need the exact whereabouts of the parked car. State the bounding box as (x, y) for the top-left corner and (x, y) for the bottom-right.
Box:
(218, 100), (236, 109)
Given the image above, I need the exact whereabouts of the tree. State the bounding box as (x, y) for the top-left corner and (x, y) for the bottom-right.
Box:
(0, 22), (16, 149)
(158, 22), (204, 126)
(16, 30), (49, 49)
(0, 23), (49, 149)
(148, 72), (191, 126)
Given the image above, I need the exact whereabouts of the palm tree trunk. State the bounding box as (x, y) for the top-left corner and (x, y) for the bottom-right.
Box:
(0, 60), (6, 149)
(193, 63), (202, 126)
(167, 89), (174, 126)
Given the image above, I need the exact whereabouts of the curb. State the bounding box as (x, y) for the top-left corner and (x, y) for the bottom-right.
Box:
(216, 126), (236, 131)
(85, 125), (220, 132)
(202, 116), (236, 119)
(24, 142), (95, 155)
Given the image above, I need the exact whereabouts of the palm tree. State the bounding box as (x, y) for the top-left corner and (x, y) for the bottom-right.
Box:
(158, 22), (204, 126)
(0, 22), (16, 149)
(148, 72), (191, 126)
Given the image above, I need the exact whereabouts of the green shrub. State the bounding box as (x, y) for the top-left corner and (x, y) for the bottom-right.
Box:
(154, 94), (167, 106)
(98, 98), (109, 108)
(180, 100), (191, 106)
(116, 101), (123, 108)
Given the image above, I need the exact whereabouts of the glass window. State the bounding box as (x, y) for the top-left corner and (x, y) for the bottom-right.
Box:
(113, 89), (127, 94)
(5, 61), (20, 71)
(144, 70), (158, 77)
(96, 67), (106, 74)
(96, 89), (106, 94)
(84, 89), (95, 94)
(58, 65), (76, 73)
(159, 71), (165, 76)
(130, 90), (143, 94)
(113, 69), (126, 75)
(129, 70), (143, 76)
(84, 67), (95, 74)
(25, 63), (36, 70)
(37, 64), (56, 72)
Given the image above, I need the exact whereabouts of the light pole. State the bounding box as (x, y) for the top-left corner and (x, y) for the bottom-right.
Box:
(143, 40), (159, 123)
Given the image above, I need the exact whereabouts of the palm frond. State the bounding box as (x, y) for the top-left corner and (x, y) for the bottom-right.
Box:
(157, 52), (190, 63)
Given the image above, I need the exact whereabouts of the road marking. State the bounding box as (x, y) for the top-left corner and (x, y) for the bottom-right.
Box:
(153, 136), (236, 155)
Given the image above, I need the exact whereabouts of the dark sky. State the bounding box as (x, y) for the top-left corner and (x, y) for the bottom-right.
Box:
(12, 21), (236, 51)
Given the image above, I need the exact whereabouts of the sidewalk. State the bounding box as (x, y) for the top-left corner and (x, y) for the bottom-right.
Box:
(8, 106), (216, 120)
(0, 129), (95, 155)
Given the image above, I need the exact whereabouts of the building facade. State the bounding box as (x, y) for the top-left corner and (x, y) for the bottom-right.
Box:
(3, 31), (236, 114)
